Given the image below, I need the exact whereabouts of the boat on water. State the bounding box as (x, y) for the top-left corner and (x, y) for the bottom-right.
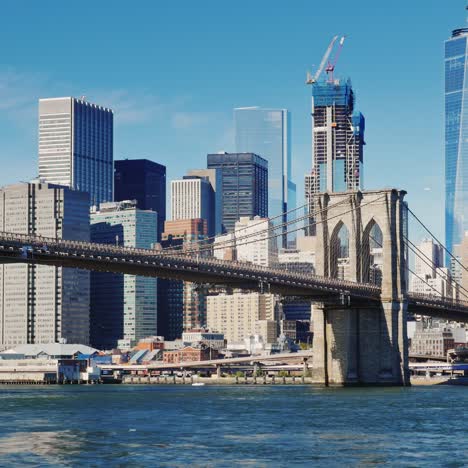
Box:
(192, 382), (205, 386)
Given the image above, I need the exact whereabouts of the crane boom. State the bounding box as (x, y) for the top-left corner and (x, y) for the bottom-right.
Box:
(306, 35), (338, 85)
(325, 36), (346, 83)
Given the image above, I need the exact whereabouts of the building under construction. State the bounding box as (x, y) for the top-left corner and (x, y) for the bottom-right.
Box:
(304, 37), (365, 234)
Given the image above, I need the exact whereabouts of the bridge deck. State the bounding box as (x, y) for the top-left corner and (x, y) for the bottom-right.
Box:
(1, 232), (468, 319)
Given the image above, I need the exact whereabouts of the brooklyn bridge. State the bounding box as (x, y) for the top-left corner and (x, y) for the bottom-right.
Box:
(1, 189), (467, 386)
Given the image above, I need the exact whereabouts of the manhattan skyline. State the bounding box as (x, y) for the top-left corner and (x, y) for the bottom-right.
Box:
(0, 0), (464, 240)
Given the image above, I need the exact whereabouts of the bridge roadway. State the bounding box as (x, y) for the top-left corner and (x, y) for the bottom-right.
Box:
(99, 351), (313, 372)
(0, 232), (380, 304)
(1, 232), (468, 318)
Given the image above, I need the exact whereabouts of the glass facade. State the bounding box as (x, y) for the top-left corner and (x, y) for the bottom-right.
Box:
(114, 159), (166, 241)
(39, 97), (113, 208)
(90, 202), (158, 350)
(234, 108), (295, 247)
(207, 153), (268, 233)
(445, 29), (468, 261)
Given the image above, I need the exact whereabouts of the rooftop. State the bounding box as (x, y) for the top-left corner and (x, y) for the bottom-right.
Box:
(4, 343), (98, 357)
(452, 28), (468, 38)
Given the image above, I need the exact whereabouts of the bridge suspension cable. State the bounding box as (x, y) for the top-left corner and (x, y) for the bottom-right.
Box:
(174, 196), (387, 258)
(369, 232), (453, 300)
(161, 197), (350, 255)
(406, 206), (468, 273)
(161, 198), (316, 253)
(404, 235), (468, 301)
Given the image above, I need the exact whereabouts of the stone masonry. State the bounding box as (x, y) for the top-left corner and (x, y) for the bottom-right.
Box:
(311, 189), (410, 386)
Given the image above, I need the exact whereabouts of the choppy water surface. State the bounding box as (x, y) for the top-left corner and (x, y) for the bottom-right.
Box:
(0, 384), (466, 466)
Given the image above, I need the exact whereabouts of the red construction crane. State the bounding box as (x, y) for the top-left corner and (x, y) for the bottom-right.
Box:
(307, 35), (346, 85)
(325, 36), (346, 83)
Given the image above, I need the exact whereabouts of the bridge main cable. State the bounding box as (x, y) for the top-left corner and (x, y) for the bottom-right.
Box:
(171, 196), (387, 257)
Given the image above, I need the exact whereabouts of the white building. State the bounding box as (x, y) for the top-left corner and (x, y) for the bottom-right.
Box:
(187, 169), (223, 236)
(91, 201), (158, 350)
(213, 232), (236, 261)
(278, 245), (315, 275)
(171, 176), (215, 236)
(0, 181), (90, 348)
(207, 291), (280, 345)
(38, 97), (113, 207)
(409, 321), (454, 357)
(212, 216), (277, 266)
(410, 239), (452, 298)
(182, 330), (225, 350)
(235, 216), (278, 267)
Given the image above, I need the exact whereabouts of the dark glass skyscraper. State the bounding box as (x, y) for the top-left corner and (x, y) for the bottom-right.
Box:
(38, 97), (114, 207)
(207, 152), (268, 233)
(114, 159), (166, 241)
(445, 26), (468, 260)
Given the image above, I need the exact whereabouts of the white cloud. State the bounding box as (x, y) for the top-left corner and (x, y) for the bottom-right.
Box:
(171, 111), (212, 129)
(90, 89), (166, 125)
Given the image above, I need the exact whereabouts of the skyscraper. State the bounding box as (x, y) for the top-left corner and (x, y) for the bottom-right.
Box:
(234, 107), (295, 247)
(304, 80), (365, 234)
(38, 97), (113, 207)
(114, 159), (166, 241)
(445, 24), (468, 261)
(0, 181), (90, 347)
(187, 168), (223, 236)
(90, 200), (158, 350)
(160, 219), (209, 336)
(171, 175), (216, 237)
(207, 152), (268, 233)
(410, 239), (452, 298)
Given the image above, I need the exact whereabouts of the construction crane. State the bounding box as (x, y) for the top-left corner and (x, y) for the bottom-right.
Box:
(306, 35), (346, 85)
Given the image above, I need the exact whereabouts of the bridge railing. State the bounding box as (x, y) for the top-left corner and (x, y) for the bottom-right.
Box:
(407, 291), (468, 309)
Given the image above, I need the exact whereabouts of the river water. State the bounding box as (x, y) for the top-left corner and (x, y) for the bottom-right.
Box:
(0, 384), (466, 467)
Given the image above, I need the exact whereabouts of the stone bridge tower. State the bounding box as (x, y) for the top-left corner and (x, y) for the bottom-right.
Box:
(311, 189), (410, 386)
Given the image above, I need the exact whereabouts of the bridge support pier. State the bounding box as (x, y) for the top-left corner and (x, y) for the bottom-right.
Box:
(312, 301), (409, 386)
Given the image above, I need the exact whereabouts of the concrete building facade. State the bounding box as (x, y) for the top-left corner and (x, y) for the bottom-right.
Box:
(213, 216), (277, 267)
(171, 176), (215, 237)
(207, 292), (279, 345)
(409, 322), (455, 357)
(410, 239), (453, 298)
(0, 181), (90, 348)
(187, 169), (223, 236)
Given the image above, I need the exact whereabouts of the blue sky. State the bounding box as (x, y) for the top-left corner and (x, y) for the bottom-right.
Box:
(0, 0), (464, 239)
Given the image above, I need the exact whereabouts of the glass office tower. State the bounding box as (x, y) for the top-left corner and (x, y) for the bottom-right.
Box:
(90, 201), (158, 350)
(207, 152), (268, 233)
(445, 27), (468, 261)
(39, 97), (113, 207)
(114, 159), (166, 241)
(235, 108), (295, 247)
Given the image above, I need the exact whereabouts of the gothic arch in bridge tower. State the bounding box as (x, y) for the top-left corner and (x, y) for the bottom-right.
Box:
(329, 221), (350, 280)
(361, 218), (384, 287)
(312, 189), (410, 386)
